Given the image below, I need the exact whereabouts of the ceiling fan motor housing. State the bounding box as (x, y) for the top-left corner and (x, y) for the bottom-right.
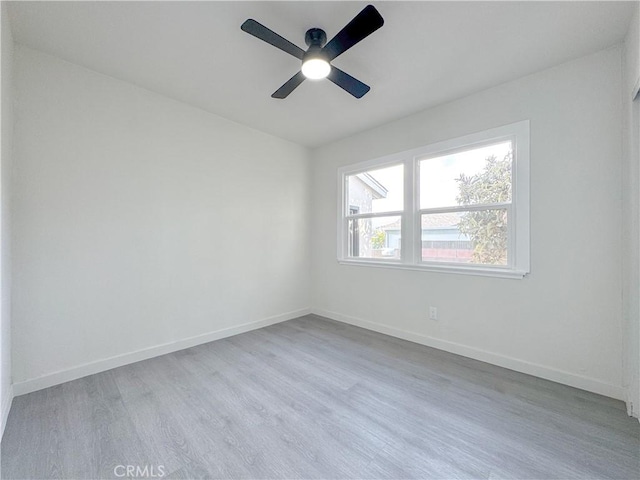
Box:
(305, 28), (327, 48)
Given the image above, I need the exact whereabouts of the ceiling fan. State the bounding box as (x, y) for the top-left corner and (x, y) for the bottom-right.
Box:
(241, 5), (384, 99)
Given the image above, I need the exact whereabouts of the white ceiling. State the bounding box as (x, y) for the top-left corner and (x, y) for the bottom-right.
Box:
(7, 1), (635, 148)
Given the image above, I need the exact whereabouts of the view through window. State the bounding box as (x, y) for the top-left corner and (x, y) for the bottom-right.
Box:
(346, 164), (403, 259)
(338, 121), (530, 278)
(419, 141), (512, 265)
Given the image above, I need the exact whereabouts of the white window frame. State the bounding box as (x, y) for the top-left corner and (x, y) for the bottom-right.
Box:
(337, 120), (530, 279)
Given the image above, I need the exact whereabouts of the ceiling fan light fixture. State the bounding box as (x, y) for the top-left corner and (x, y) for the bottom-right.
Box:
(241, 4), (384, 98)
(301, 57), (330, 80)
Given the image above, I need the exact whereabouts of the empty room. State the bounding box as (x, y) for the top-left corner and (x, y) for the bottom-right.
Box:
(0, 1), (639, 479)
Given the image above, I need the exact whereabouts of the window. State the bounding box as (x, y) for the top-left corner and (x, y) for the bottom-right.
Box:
(345, 164), (403, 260)
(337, 121), (530, 278)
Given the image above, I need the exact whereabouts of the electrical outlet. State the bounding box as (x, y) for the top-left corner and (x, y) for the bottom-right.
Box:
(429, 306), (438, 321)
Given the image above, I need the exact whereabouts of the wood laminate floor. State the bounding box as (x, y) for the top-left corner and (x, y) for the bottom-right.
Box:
(2, 315), (639, 479)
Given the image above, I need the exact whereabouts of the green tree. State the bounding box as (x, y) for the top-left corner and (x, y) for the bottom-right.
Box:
(371, 229), (386, 249)
(456, 151), (512, 264)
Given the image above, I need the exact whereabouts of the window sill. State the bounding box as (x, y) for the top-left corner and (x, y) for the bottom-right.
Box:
(337, 259), (528, 279)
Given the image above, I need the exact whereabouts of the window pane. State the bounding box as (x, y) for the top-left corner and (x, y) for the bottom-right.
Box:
(421, 209), (508, 266)
(348, 216), (401, 259)
(347, 164), (403, 215)
(420, 141), (512, 209)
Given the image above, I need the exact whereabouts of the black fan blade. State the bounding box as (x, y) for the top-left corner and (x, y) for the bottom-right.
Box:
(241, 19), (305, 60)
(272, 71), (306, 99)
(322, 5), (384, 61)
(327, 67), (370, 98)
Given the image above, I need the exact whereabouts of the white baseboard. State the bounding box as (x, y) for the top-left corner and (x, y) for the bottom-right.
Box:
(1, 384), (13, 440)
(312, 308), (626, 401)
(13, 308), (310, 397)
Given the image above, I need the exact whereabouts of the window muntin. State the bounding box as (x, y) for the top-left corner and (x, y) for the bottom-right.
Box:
(337, 121), (530, 278)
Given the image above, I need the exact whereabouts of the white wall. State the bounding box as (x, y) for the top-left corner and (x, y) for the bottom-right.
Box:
(311, 47), (625, 399)
(12, 46), (310, 391)
(622, 3), (640, 417)
(0, 3), (14, 438)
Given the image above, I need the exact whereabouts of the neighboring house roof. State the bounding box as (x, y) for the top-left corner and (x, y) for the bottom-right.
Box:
(356, 173), (388, 199)
(421, 212), (462, 229)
